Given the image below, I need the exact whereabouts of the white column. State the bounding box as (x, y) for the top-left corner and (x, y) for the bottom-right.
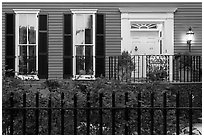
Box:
(121, 13), (131, 53)
(72, 14), (76, 78)
(164, 14), (174, 81)
(93, 14), (96, 77)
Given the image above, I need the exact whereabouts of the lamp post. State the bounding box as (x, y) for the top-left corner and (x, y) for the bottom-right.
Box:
(186, 27), (194, 52)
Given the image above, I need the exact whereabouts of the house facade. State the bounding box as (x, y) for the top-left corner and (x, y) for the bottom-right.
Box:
(2, 2), (202, 81)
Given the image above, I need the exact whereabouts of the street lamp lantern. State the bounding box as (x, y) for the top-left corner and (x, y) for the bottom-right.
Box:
(186, 27), (194, 52)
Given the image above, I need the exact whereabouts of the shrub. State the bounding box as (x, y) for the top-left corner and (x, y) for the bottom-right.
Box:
(118, 51), (134, 81)
(2, 77), (202, 135)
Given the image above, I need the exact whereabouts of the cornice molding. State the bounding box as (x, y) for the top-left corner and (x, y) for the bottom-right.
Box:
(70, 9), (98, 14)
(119, 7), (177, 13)
(13, 9), (40, 14)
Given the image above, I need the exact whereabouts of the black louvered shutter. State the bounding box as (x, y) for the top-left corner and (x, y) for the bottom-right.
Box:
(63, 14), (73, 79)
(5, 13), (15, 76)
(96, 14), (105, 77)
(38, 14), (48, 79)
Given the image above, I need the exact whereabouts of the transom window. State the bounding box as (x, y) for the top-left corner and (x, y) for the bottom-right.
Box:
(130, 23), (161, 30)
(14, 9), (39, 77)
(131, 23), (157, 29)
(71, 9), (97, 80)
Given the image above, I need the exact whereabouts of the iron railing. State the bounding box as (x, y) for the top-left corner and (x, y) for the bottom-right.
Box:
(2, 91), (201, 135)
(108, 55), (202, 82)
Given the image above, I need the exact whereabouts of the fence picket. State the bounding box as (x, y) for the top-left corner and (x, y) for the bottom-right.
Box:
(137, 92), (141, 135)
(190, 56), (193, 82)
(198, 56), (201, 81)
(23, 93), (26, 135)
(48, 94), (52, 135)
(9, 92), (14, 135)
(109, 57), (110, 80)
(179, 56), (182, 82)
(124, 92), (129, 135)
(35, 92), (39, 135)
(133, 56), (135, 82)
(183, 56), (186, 82)
(74, 94), (78, 135)
(176, 91), (180, 135)
(150, 92), (154, 135)
(112, 92), (115, 135)
(61, 92), (64, 135)
(114, 56), (116, 79)
(163, 92), (167, 135)
(189, 91), (193, 135)
(99, 93), (103, 135)
(142, 55), (144, 79)
(117, 56), (120, 80)
(138, 56), (140, 80)
(86, 92), (90, 135)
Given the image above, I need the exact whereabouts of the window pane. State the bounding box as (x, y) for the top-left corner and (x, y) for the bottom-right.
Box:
(19, 45), (27, 74)
(19, 45), (27, 56)
(75, 14), (93, 44)
(76, 45), (84, 56)
(85, 45), (93, 74)
(28, 14), (37, 44)
(85, 15), (93, 44)
(76, 14), (84, 44)
(19, 14), (27, 44)
(76, 45), (85, 74)
(76, 56), (85, 75)
(28, 46), (36, 73)
(76, 45), (93, 75)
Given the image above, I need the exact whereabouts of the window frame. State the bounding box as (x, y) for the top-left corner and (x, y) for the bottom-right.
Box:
(13, 9), (40, 80)
(71, 9), (97, 80)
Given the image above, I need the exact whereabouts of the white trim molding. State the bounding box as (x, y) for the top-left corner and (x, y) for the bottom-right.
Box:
(119, 7), (177, 13)
(14, 9), (39, 80)
(70, 9), (98, 14)
(13, 9), (40, 14)
(71, 9), (97, 80)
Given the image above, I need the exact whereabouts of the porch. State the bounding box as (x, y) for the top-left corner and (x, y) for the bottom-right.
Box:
(13, 54), (202, 83)
(108, 54), (202, 83)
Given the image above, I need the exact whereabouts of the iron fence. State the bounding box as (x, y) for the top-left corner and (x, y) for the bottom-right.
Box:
(2, 90), (201, 135)
(109, 55), (202, 82)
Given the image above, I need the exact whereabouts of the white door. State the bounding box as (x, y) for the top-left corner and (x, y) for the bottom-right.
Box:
(129, 31), (161, 79)
(130, 31), (160, 55)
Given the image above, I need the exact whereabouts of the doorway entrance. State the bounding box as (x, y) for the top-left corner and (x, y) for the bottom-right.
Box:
(123, 23), (165, 79)
(120, 8), (176, 81)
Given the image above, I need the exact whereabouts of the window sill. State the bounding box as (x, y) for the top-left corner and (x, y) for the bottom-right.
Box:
(15, 74), (39, 81)
(72, 75), (96, 81)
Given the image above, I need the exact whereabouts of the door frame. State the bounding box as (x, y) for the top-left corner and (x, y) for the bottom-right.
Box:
(120, 7), (177, 81)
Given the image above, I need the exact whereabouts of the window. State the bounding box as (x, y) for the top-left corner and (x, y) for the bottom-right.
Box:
(131, 23), (157, 29)
(71, 9), (97, 80)
(14, 9), (40, 79)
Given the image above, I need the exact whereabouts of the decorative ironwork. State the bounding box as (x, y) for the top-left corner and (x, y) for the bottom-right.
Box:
(146, 55), (169, 81)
